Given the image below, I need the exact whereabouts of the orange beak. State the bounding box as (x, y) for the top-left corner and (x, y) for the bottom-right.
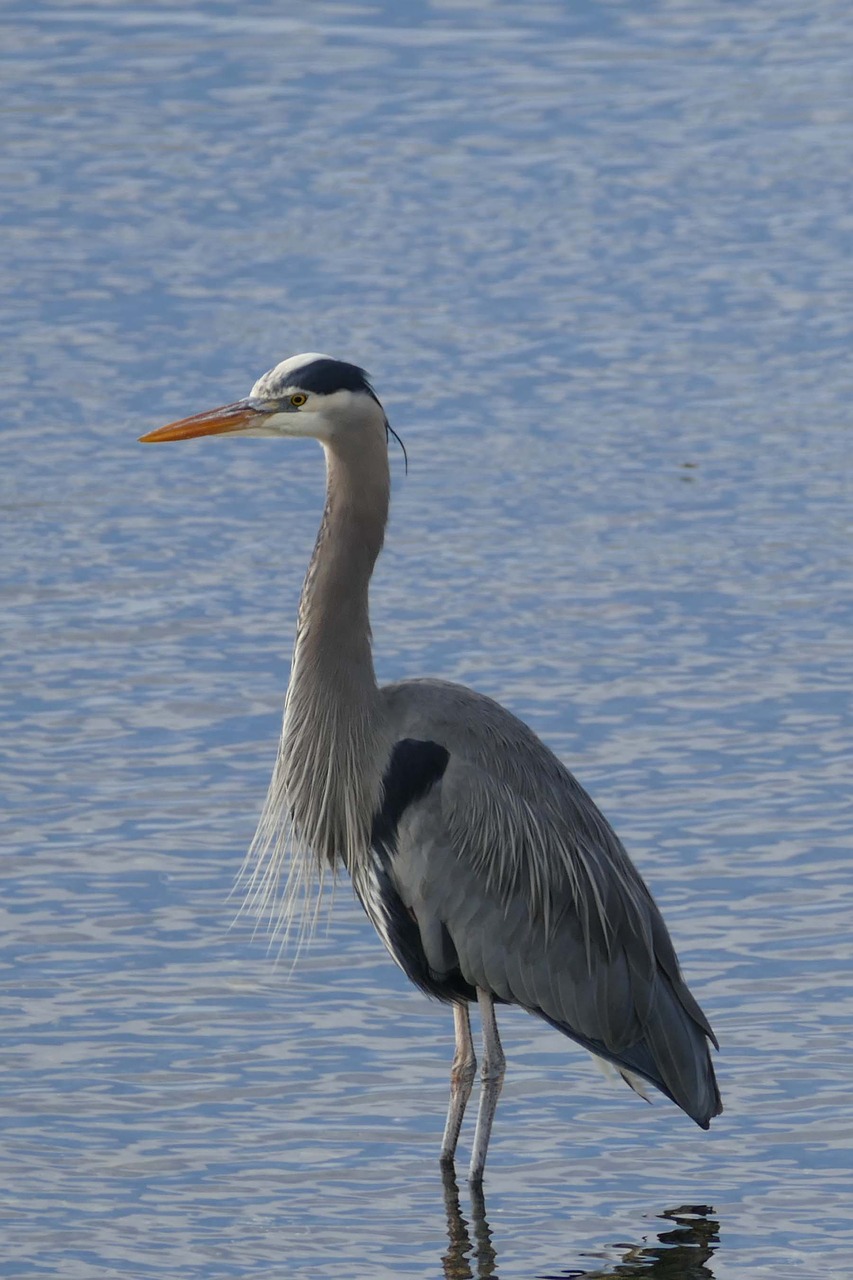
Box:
(139, 399), (268, 443)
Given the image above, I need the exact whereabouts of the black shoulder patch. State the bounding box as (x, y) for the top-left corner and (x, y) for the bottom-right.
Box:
(292, 358), (374, 397)
(372, 738), (450, 850)
(364, 738), (471, 1002)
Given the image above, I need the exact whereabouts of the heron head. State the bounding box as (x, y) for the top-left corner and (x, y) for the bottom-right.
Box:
(139, 352), (388, 448)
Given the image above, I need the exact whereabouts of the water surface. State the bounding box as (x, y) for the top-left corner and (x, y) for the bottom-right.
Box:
(2, 1), (852, 1276)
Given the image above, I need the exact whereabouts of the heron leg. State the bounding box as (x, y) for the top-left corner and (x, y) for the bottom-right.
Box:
(469, 988), (505, 1184)
(440, 1001), (477, 1166)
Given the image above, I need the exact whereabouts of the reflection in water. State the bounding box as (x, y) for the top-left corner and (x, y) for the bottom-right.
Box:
(441, 1170), (718, 1280)
(553, 1206), (719, 1280)
(442, 1167), (498, 1279)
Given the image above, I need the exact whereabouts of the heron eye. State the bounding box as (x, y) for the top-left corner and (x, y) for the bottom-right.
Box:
(289, 393), (307, 407)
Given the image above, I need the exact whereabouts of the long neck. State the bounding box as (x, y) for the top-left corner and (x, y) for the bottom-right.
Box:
(281, 432), (391, 872)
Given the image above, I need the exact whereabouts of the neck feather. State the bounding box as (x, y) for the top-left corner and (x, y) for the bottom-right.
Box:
(279, 432), (391, 872)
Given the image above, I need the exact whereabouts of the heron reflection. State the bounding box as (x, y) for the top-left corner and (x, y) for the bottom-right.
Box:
(440, 1171), (718, 1280)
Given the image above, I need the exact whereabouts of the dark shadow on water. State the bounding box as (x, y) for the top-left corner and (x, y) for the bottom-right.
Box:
(440, 1167), (719, 1280)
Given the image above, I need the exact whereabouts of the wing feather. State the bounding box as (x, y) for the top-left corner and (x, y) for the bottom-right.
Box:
(381, 679), (721, 1126)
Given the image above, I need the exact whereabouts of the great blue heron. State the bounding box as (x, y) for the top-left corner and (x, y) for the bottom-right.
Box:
(140, 352), (722, 1181)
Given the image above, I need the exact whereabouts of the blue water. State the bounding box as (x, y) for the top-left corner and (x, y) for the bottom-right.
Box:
(2, 2), (852, 1276)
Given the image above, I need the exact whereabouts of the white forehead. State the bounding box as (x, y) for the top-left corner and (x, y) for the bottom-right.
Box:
(251, 352), (332, 398)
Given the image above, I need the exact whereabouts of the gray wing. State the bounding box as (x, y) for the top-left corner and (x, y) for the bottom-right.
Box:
(375, 678), (722, 1128)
